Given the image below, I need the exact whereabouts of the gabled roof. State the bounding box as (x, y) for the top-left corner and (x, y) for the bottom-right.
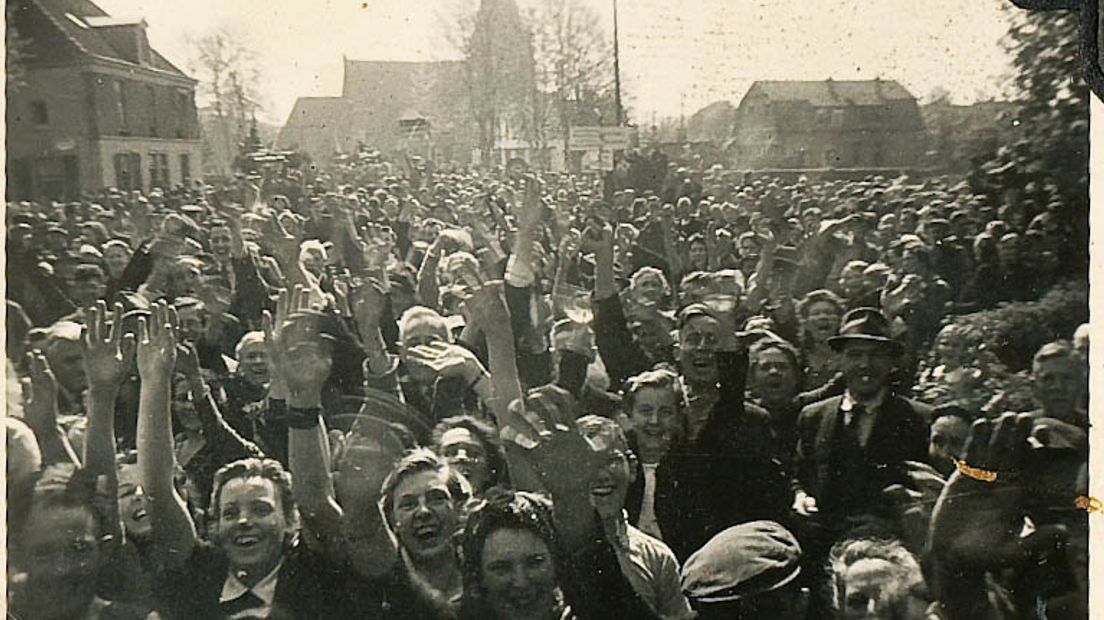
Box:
(276, 97), (353, 148)
(743, 80), (916, 107)
(21, 0), (190, 78)
(282, 97), (353, 127)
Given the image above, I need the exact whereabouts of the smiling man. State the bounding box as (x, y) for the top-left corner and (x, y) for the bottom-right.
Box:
(791, 308), (930, 586)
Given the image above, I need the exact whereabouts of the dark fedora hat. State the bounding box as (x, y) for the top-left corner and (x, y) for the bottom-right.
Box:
(827, 307), (902, 353)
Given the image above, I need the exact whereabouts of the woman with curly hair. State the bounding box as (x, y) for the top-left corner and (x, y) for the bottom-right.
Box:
(796, 289), (845, 390)
(458, 489), (567, 620)
(458, 485), (664, 620)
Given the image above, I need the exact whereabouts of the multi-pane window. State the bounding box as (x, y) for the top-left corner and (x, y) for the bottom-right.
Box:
(113, 80), (129, 134)
(114, 152), (142, 190)
(149, 153), (170, 190)
(148, 85), (159, 136)
(179, 154), (192, 186)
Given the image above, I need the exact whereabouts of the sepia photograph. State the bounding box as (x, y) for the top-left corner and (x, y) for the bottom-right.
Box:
(3, 0), (1091, 618)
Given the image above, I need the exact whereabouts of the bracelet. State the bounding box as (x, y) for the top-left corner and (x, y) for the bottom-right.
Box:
(286, 406), (322, 429)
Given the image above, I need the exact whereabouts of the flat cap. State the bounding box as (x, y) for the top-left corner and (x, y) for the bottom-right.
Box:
(681, 520), (801, 604)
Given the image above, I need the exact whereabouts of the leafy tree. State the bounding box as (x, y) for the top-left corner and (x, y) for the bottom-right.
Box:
(975, 7), (1089, 271)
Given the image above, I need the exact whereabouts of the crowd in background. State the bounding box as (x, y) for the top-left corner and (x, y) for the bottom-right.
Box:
(5, 149), (1089, 619)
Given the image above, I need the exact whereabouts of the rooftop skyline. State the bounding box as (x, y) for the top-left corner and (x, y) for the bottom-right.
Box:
(95, 0), (1017, 126)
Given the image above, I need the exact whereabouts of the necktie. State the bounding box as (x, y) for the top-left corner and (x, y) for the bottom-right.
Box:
(220, 590), (264, 619)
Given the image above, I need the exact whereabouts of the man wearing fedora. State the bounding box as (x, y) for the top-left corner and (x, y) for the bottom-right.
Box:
(789, 308), (931, 561)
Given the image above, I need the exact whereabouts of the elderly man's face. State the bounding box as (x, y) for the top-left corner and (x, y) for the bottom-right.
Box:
(839, 558), (910, 620)
(46, 339), (87, 395)
(1032, 357), (1085, 416)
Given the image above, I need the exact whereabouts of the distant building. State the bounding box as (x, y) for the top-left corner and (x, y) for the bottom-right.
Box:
(6, 0), (202, 200)
(277, 58), (475, 165)
(731, 79), (925, 173)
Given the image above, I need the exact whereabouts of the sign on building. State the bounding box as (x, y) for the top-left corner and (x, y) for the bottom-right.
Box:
(571, 126), (634, 171)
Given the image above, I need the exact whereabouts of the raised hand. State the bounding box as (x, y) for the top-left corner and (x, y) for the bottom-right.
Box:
(195, 281), (232, 318)
(82, 301), (136, 391)
(175, 341), (203, 382)
(350, 276), (389, 334)
(405, 341), (486, 384)
(518, 174), (546, 231)
(930, 414), (1064, 575)
(278, 304), (334, 407)
(136, 301), (178, 384)
(361, 224), (396, 270)
(21, 351), (59, 432)
(261, 211), (301, 263)
(501, 386), (607, 495)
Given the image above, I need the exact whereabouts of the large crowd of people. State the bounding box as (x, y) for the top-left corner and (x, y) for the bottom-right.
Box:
(5, 150), (1089, 619)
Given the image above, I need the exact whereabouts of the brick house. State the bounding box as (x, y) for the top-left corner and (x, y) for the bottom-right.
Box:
(6, 0), (202, 200)
(731, 79), (925, 172)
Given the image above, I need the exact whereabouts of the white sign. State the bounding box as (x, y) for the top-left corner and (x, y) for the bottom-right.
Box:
(569, 126), (633, 150)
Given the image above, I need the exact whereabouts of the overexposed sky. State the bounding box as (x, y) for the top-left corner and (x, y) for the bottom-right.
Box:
(96, 0), (1016, 126)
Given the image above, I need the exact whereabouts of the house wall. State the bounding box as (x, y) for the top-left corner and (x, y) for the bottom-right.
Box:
(6, 63), (203, 198)
(733, 95), (925, 170)
(95, 136), (204, 192)
(87, 62), (200, 141)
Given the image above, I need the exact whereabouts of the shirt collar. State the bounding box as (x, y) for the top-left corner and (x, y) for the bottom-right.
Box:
(841, 388), (887, 413)
(220, 558), (284, 606)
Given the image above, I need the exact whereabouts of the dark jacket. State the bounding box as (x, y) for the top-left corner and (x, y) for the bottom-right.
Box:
(154, 541), (363, 619)
(654, 349), (792, 561)
(792, 392), (931, 521)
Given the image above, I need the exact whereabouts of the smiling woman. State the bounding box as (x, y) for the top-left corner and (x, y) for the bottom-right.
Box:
(458, 489), (566, 620)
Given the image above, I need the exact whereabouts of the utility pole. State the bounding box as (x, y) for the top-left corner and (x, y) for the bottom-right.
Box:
(613, 0), (623, 126)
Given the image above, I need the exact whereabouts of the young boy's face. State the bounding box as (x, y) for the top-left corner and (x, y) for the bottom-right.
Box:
(626, 387), (681, 464)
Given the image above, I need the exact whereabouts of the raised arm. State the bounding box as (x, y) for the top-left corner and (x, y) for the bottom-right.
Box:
(82, 302), (136, 476)
(21, 351), (81, 466)
(416, 235), (447, 310)
(136, 301), (198, 572)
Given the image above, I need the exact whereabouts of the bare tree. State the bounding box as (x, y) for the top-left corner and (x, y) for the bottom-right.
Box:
(187, 26), (265, 172)
(527, 0), (616, 168)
